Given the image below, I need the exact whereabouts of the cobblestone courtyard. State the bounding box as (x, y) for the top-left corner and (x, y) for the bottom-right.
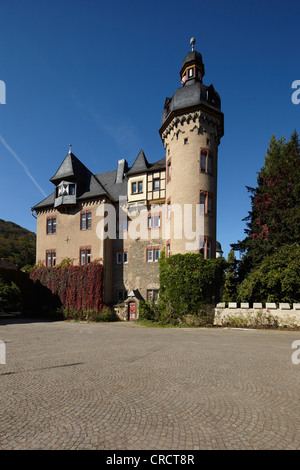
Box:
(0, 319), (300, 450)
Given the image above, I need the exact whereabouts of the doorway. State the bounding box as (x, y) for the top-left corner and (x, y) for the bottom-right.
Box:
(128, 302), (136, 321)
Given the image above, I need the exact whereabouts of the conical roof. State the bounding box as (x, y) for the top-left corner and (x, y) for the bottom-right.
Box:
(50, 152), (91, 183)
(126, 150), (150, 175)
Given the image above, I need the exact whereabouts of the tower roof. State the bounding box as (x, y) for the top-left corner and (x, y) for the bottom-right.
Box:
(126, 149), (150, 176)
(49, 150), (91, 183)
(181, 50), (203, 68)
(181, 50), (204, 75)
(159, 39), (223, 137)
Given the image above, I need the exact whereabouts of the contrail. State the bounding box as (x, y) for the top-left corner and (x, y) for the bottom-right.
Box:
(0, 134), (47, 197)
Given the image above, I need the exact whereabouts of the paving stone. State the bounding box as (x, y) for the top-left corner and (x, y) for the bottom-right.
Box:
(0, 319), (300, 450)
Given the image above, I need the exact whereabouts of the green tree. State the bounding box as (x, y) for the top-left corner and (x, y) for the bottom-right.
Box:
(236, 243), (300, 303)
(222, 249), (238, 302)
(0, 219), (36, 312)
(232, 131), (300, 275)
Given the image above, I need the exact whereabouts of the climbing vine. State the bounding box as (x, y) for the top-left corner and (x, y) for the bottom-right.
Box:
(30, 260), (104, 313)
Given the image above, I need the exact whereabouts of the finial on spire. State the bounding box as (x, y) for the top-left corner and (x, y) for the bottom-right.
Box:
(69, 144), (72, 154)
(190, 37), (196, 51)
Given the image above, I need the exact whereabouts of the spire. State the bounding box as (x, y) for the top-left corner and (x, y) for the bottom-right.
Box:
(180, 38), (205, 85)
(127, 149), (150, 176)
(69, 144), (72, 154)
(190, 37), (196, 51)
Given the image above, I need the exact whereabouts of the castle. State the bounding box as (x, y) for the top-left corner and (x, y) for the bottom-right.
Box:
(31, 39), (224, 320)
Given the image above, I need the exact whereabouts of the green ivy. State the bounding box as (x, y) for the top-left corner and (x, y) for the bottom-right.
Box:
(149, 250), (227, 325)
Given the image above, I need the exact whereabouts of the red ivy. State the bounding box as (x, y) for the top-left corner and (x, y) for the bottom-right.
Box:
(30, 262), (104, 313)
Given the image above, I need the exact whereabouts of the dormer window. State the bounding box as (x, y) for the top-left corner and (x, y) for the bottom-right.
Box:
(56, 181), (76, 197)
(54, 180), (77, 208)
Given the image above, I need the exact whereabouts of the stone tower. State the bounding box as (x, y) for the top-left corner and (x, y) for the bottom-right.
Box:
(159, 39), (224, 258)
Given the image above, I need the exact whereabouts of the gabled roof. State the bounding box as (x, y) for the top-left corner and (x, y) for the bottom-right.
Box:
(126, 150), (150, 176)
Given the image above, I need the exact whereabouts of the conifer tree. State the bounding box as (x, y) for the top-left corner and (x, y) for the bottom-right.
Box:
(232, 130), (300, 276)
(222, 249), (238, 302)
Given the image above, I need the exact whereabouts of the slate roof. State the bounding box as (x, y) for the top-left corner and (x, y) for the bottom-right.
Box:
(181, 50), (204, 73)
(96, 170), (127, 203)
(31, 152), (166, 210)
(161, 81), (221, 128)
(126, 150), (150, 176)
(31, 192), (55, 210)
(50, 152), (92, 183)
(160, 48), (223, 133)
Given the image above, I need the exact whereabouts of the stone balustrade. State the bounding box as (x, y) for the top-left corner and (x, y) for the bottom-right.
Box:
(214, 302), (300, 327)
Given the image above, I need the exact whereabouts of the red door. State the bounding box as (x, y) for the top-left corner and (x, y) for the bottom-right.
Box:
(129, 302), (136, 321)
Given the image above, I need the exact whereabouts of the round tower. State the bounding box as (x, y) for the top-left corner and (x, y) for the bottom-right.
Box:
(159, 39), (224, 258)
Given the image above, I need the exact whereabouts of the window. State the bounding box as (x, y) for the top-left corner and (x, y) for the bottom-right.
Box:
(147, 248), (160, 262)
(116, 251), (128, 264)
(200, 192), (213, 215)
(148, 215), (160, 229)
(200, 194), (206, 214)
(132, 181), (143, 194)
(188, 68), (194, 78)
(167, 159), (171, 182)
(147, 289), (159, 303)
(200, 239), (212, 259)
(57, 182), (76, 197)
(46, 250), (56, 267)
(207, 241), (211, 259)
(184, 137), (189, 145)
(80, 248), (91, 265)
(208, 155), (212, 174)
(69, 184), (76, 195)
(201, 152), (207, 172)
(147, 249), (153, 262)
(47, 217), (56, 234)
(80, 212), (92, 230)
(166, 242), (171, 258)
(153, 179), (160, 191)
(207, 196), (212, 215)
(200, 150), (213, 175)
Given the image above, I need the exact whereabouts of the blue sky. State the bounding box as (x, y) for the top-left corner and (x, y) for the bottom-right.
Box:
(0, 0), (299, 258)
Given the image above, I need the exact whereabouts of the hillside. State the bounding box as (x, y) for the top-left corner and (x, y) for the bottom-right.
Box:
(0, 219), (36, 267)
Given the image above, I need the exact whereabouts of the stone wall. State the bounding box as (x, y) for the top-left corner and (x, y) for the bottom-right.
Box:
(214, 302), (300, 327)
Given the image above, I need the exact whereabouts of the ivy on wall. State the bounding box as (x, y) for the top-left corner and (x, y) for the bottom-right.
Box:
(141, 251), (227, 325)
(30, 261), (104, 313)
